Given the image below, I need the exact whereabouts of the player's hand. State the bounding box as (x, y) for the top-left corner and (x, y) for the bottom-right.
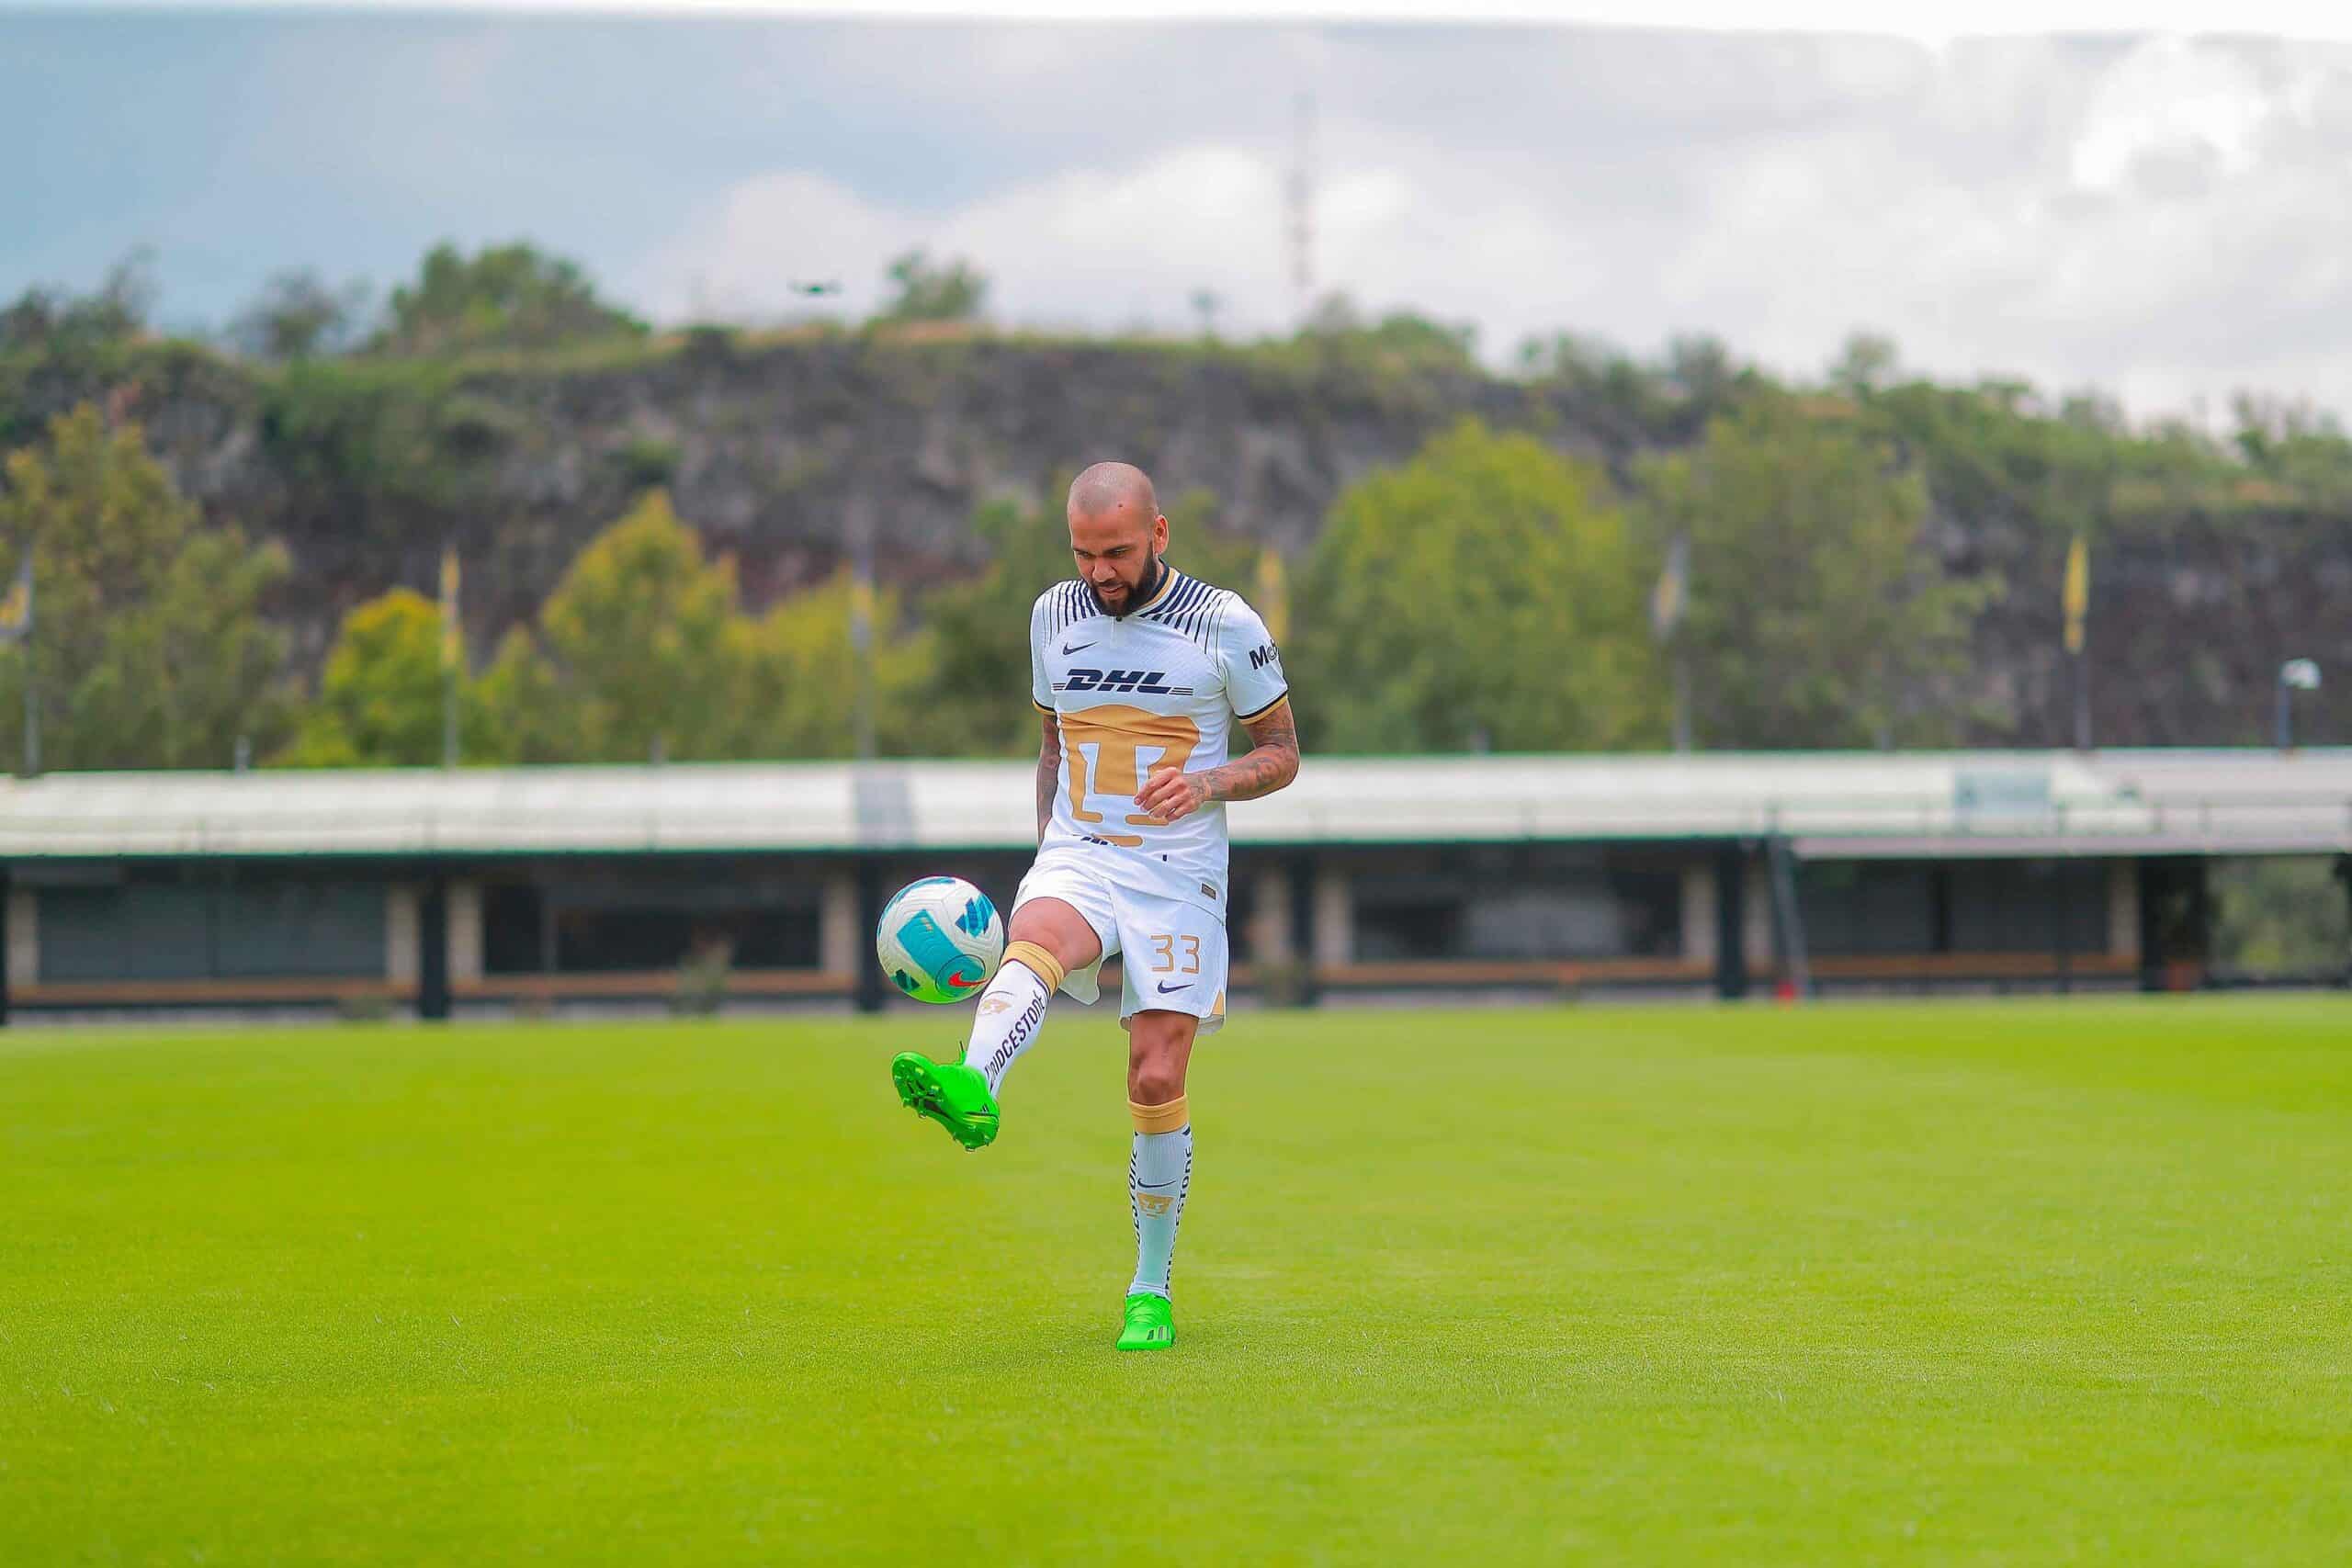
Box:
(1135, 766), (1211, 824)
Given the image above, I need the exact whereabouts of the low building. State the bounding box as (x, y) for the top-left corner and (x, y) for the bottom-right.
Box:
(0, 750), (2345, 1018)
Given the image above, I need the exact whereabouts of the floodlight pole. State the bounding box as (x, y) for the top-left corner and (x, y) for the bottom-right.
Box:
(1671, 648), (1691, 754)
(442, 663), (458, 770)
(848, 498), (877, 762)
(2072, 647), (2091, 751)
(21, 637), (36, 778)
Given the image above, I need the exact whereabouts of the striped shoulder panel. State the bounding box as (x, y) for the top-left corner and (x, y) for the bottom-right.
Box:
(1203, 588), (1236, 655)
(1144, 570), (1224, 648)
(1046, 580), (1100, 636)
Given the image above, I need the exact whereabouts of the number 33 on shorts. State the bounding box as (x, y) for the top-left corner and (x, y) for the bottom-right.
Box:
(1148, 934), (1201, 975)
(1126, 916), (1227, 1034)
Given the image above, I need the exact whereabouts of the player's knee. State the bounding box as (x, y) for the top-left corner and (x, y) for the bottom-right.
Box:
(1127, 1053), (1185, 1103)
(1126, 1024), (1188, 1102)
(1006, 897), (1101, 972)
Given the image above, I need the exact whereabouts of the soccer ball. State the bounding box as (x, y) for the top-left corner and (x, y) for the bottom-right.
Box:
(876, 875), (1004, 1004)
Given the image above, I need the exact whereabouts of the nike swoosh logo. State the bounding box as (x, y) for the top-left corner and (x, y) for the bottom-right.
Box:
(1157, 981), (1193, 994)
(1062, 639), (1096, 654)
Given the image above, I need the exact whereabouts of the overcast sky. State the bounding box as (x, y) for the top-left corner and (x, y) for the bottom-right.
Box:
(11, 7), (2352, 418)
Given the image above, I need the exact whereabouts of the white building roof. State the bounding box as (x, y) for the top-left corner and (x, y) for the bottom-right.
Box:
(0, 749), (2342, 861)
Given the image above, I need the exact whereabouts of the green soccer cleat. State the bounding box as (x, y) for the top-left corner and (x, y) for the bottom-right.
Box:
(890, 1052), (1000, 1151)
(1116, 1292), (1175, 1352)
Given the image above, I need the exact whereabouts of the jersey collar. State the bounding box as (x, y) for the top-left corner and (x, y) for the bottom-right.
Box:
(1091, 554), (1178, 619)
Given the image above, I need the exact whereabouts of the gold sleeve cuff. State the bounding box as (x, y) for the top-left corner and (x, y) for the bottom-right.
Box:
(1235, 691), (1291, 724)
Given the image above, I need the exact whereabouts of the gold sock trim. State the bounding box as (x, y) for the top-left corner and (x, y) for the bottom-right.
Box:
(1003, 940), (1066, 994)
(1129, 1095), (1189, 1134)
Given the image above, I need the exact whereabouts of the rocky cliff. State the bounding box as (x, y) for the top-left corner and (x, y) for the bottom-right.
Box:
(10, 330), (2346, 749)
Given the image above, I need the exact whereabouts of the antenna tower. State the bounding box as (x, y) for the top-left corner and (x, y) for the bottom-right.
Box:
(1286, 92), (1317, 319)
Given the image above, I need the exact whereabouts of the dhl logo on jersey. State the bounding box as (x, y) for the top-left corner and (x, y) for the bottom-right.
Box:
(1063, 668), (1176, 694)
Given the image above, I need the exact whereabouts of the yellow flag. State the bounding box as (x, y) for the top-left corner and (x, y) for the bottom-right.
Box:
(1650, 534), (1689, 643)
(439, 544), (461, 672)
(1255, 547), (1290, 645)
(2062, 534), (2088, 655)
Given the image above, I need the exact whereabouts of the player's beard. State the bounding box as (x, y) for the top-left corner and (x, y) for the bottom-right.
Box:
(1091, 552), (1165, 617)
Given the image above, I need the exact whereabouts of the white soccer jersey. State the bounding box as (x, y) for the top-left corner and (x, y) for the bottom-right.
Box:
(1030, 565), (1289, 917)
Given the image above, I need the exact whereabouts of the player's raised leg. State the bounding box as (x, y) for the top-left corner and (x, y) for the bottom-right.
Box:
(891, 896), (1101, 1150)
(1119, 1008), (1197, 1350)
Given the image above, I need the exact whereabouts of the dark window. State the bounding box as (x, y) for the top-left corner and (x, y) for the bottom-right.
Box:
(1343, 847), (1683, 961)
(210, 884), (384, 976)
(483, 884), (548, 975)
(42, 885), (212, 981)
(1355, 896), (1463, 962)
(1949, 861), (2107, 954)
(553, 906), (814, 973)
(1799, 863), (1938, 955)
(485, 861), (828, 975)
(40, 877), (383, 981)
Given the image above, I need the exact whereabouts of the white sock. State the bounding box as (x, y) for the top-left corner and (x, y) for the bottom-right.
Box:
(962, 947), (1057, 1096)
(1127, 1111), (1193, 1300)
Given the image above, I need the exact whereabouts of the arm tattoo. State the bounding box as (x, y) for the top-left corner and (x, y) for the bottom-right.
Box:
(1035, 713), (1061, 842)
(1200, 701), (1300, 805)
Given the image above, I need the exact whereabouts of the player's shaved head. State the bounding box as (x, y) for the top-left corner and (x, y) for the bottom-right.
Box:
(1066, 460), (1169, 616)
(1068, 461), (1159, 525)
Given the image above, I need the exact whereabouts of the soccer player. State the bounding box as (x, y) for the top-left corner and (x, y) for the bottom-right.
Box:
(889, 460), (1300, 1352)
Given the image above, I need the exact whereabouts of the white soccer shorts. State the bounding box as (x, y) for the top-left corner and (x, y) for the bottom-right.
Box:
(1011, 848), (1229, 1035)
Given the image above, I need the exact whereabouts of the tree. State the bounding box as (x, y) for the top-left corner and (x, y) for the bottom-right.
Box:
(373, 243), (646, 357)
(2208, 855), (2352, 978)
(1363, 310), (1478, 371)
(1293, 419), (1663, 753)
(1158, 491), (1267, 599)
(1829, 332), (1900, 398)
(278, 588), (500, 766)
(1638, 395), (1991, 750)
(1516, 331), (1678, 435)
(1300, 293), (1478, 373)
(478, 491), (753, 761)
(1661, 334), (1751, 425)
(1300, 292), (1364, 336)
(474, 626), (571, 764)
(473, 495), (953, 763)
(0, 404), (294, 770)
(877, 250), (988, 323)
(0, 250), (154, 357)
(919, 498), (1074, 756)
(232, 269), (371, 363)
(738, 573), (940, 760)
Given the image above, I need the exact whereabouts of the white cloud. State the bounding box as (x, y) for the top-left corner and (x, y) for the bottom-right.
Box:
(1655, 36), (2352, 411)
(644, 149), (1286, 331)
(645, 136), (1606, 351)
(645, 32), (2352, 419)
(2070, 36), (2273, 190)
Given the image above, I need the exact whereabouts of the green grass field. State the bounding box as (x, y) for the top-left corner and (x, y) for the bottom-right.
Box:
(6, 998), (2348, 1564)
